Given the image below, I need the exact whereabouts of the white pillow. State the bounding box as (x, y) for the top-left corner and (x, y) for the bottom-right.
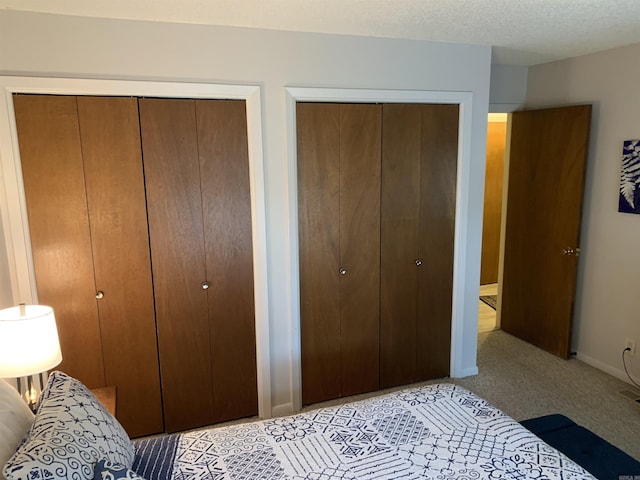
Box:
(3, 371), (134, 480)
(0, 379), (34, 480)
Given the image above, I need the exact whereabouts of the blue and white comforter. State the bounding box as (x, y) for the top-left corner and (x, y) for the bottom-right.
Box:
(133, 383), (595, 479)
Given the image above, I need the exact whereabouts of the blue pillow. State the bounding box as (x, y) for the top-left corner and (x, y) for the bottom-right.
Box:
(93, 460), (146, 480)
(3, 371), (135, 480)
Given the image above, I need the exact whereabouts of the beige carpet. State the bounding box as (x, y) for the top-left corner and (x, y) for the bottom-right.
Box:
(453, 330), (640, 460)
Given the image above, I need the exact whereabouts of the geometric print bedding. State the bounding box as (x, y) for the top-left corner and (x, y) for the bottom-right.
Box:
(137, 383), (596, 480)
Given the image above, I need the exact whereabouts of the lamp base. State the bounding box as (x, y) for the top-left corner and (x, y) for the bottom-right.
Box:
(15, 372), (47, 412)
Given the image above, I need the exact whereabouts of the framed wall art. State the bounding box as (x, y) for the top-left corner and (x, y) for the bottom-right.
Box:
(619, 139), (640, 214)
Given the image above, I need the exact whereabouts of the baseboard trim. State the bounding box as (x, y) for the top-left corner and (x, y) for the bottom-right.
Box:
(575, 351), (639, 386)
(453, 366), (479, 378)
(271, 402), (294, 417)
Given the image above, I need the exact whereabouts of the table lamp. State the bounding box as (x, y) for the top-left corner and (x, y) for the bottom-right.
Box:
(0, 304), (62, 409)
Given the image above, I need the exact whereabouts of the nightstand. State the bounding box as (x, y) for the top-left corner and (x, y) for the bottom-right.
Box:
(91, 386), (117, 416)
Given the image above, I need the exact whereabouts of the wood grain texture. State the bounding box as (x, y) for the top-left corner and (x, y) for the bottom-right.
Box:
(380, 104), (421, 388)
(339, 104), (381, 397)
(480, 121), (506, 286)
(13, 94), (105, 389)
(416, 104), (458, 380)
(77, 96), (163, 437)
(297, 103), (341, 405)
(299, 102), (456, 401)
(196, 99), (258, 422)
(139, 98), (214, 433)
(501, 105), (591, 359)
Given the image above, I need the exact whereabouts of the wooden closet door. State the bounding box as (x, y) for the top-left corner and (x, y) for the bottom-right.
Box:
(339, 104), (381, 397)
(298, 103), (381, 403)
(14, 95), (105, 388)
(77, 96), (163, 437)
(380, 104), (421, 388)
(196, 100), (257, 423)
(298, 103), (341, 405)
(416, 104), (458, 380)
(139, 98), (213, 433)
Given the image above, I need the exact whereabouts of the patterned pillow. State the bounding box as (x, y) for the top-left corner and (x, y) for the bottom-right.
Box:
(3, 371), (134, 480)
(93, 460), (146, 480)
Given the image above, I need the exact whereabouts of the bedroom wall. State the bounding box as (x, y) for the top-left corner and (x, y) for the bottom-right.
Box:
(489, 64), (528, 112)
(526, 42), (640, 385)
(0, 10), (492, 413)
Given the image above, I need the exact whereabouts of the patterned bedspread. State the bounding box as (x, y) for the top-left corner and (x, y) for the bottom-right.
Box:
(133, 383), (595, 479)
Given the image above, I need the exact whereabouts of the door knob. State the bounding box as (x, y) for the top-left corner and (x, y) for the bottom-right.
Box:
(201, 281), (210, 290)
(339, 268), (347, 275)
(415, 259), (423, 266)
(95, 291), (104, 300)
(561, 247), (575, 256)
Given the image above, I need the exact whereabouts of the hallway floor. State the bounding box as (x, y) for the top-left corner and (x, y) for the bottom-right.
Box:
(478, 282), (498, 332)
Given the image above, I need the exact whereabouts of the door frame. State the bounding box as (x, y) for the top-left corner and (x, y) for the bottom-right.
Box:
(284, 87), (476, 413)
(0, 76), (271, 419)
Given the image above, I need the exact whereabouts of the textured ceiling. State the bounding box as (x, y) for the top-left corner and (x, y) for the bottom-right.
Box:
(2, 0), (640, 65)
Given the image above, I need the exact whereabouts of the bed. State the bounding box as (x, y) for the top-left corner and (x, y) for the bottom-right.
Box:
(2, 371), (596, 480)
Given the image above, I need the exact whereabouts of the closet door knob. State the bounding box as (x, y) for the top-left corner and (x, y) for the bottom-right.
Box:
(339, 268), (347, 275)
(415, 259), (423, 266)
(95, 291), (104, 299)
(201, 281), (210, 290)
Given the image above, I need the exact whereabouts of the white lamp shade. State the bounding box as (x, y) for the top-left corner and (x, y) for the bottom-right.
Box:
(0, 305), (63, 378)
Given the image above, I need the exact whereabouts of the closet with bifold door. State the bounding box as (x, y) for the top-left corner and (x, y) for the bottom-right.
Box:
(298, 102), (458, 405)
(297, 103), (382, 405)
(380, 103), (457, 388)
(13, 94), (257, 437)
(14, 95), (163, 438)
(139, 98), (257, 433)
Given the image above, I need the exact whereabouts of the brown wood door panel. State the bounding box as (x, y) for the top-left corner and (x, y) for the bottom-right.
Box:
(480, 121), (506, 285)
(380, 104), (421, 389)
(77, 96), (163, 437)
(14, 94), (105, 388)
(196, 99), (258, 422)
(416, 104), (458, 380)
(139, 98), (214, 433)
(339, 103), (381, 397)
(501, 105), (591, 359)
(297, 103), (341, 405)
(299, 102), (456, 401)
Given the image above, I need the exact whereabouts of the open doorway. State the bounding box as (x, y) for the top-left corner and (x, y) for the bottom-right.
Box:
(479, 113), (507, 333)
(478, 107), (591, 358)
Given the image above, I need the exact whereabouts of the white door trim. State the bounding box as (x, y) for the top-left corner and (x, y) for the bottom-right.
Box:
(0, 76), (272, 419)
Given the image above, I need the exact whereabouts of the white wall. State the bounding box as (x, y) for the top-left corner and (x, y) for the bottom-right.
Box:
(0, 11), (492, 413)
(527, 42), (640, 385)
(0, 210), (13, 309)
(489, 64), (528, 112)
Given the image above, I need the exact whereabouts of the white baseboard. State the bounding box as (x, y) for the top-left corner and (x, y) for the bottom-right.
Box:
(453, 366), (479, 378)
(271, 402), (294, 418)
(575, 351), (639, 387)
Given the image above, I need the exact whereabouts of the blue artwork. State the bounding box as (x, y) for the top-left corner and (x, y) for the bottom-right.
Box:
(619, 139), (640, 214)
